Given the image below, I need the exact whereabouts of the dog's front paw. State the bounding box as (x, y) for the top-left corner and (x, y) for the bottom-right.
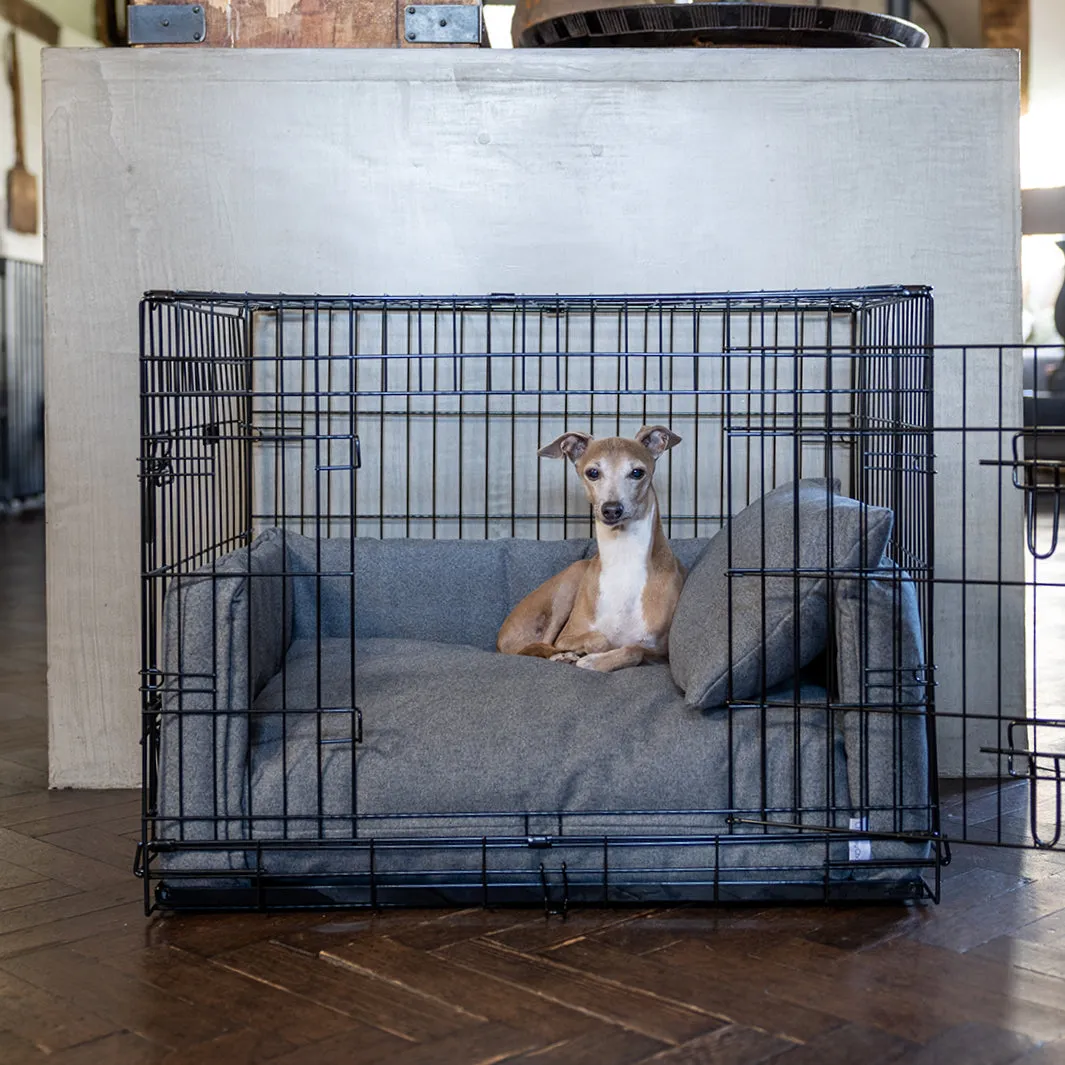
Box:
(550, 651), (584, 664)
(575, 652), (608, 671)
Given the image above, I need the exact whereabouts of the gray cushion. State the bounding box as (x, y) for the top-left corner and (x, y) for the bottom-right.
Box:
(157, 524), (933, 887)
(284, 535), (592, 649)
(669, 480), (893, 710)
(835, 562), (932, 872)
(158, 526), (290, 868)
(247, 637), (851, 878)
(670, 539), (715, 572)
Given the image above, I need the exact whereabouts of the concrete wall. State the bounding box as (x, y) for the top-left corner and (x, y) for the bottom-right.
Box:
(43, 48), (1021, 787)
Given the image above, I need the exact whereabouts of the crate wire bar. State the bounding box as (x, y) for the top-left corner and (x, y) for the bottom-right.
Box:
(139, 287), (955, 913)
(0, 259), (44, 512)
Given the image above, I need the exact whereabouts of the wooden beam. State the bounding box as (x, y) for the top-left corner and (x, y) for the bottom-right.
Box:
(0, 0), (59, 46)
(982, 0), (1029, 109)
(95, 0), (124, 46)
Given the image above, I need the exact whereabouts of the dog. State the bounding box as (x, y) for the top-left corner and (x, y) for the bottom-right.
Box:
(496, 425), (685, 673)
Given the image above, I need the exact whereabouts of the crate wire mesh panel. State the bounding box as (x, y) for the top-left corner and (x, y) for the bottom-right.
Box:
(941, 344), (1064, 851)
(0, 259), (44, 512)
(139, 287), (949, 913)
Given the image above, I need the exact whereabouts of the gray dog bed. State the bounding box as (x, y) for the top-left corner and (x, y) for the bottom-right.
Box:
(151, 482), (934, 906)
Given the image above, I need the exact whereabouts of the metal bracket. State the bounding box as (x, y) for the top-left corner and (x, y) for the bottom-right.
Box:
(128, 4), (206, 44)
(143, 435), (174, 488)
(539, 861), (569, 919)
(976, 433), (1065, 559)
(319, 708), (363, 746)
(404, 4), (481, 44)
(981, 721), (1064, 849)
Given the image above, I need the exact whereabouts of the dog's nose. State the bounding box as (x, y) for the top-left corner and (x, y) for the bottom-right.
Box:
(601, 502), (623, 524)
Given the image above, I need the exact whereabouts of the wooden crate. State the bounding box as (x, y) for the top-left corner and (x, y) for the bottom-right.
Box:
(126, 0), (485, 48)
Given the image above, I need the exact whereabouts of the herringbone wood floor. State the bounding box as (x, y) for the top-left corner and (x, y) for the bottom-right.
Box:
(3, 513), (1065, 1064)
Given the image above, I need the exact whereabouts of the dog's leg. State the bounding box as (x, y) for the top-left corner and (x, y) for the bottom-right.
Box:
(549, 650), (586, 664)
(510, 624), (612, 665)
(554, 631), (612, 654)
(547, 630), (613, 664)
(575, 645), (661, 673)
(515, 642), (560, 659)
(497, 561), (588, 655)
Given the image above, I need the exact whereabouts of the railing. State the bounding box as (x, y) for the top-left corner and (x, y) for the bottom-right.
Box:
(0, 258), (44, 513)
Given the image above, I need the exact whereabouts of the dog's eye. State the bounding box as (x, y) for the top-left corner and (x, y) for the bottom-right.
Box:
(630, 468), (645, 480)
(586, 468), (600, 481)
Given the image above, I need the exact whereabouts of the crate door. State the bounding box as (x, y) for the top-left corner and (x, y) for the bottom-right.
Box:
(932, 344), (1065, 856)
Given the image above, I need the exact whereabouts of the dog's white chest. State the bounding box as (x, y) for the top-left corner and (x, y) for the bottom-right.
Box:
(593, 517), (654, 649)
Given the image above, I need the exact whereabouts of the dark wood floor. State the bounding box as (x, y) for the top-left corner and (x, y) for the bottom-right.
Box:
(2, 514), (1065, 1064)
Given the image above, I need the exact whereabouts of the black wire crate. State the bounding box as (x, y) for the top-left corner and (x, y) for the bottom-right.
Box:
(139, 286), (962, 913)
(0, 259), (43, 513)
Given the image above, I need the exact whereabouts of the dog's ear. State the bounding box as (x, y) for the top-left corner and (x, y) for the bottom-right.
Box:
(636, 425), (682, 458)
(538, 431), (592, 463)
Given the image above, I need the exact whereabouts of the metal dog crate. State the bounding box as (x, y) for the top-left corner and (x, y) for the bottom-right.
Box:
(137, 287), (1063, 914)
(0, 259), (44, 512)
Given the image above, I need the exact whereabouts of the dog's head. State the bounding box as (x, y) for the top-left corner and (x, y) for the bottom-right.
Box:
(538, 425), (681, 528)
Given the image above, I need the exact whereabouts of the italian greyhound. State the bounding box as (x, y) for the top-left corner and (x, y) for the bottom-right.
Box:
(497, 425), (685, 673)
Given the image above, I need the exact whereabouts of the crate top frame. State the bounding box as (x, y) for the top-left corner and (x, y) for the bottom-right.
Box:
(141, 285), (933, 314)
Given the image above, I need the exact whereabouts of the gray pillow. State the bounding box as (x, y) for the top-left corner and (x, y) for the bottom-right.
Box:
(669, 480), (893, 709)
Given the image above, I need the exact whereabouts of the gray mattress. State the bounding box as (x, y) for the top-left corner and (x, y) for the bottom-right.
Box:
(247, 637), (851, 876)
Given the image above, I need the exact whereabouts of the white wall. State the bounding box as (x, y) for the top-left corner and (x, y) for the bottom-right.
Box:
(1022, 0), (1065, 189)
(0, 22), (96, 263)
(931, 0), (981, 47)
(1021, 0), (1065, 342)
(43, 48), (1020, 787)
(36, 0), (96, 44)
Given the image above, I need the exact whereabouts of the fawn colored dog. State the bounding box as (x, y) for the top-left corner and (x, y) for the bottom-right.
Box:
(496, 425), (685, 673)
